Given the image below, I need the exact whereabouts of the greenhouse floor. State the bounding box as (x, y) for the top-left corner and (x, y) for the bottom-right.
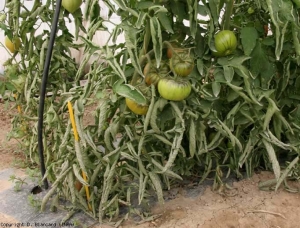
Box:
(0, 167), (97, 227)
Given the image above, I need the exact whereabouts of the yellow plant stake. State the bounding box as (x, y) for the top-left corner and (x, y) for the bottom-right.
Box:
(67, 101), (92, 211)
(14, 93), (22, 113)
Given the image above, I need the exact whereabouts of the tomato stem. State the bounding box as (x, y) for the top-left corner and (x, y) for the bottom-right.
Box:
(223, 0), (234, 30)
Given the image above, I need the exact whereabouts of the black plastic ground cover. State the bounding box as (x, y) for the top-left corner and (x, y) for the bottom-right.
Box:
(37, 0), (62, 190)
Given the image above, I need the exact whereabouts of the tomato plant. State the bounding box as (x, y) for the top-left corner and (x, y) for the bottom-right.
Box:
(2, 0), (300, 225)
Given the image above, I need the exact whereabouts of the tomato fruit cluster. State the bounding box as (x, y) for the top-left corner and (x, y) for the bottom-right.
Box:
(214, 30), (237, 57)
(149, 48), (193, 101)
(127, 46), (194, 114)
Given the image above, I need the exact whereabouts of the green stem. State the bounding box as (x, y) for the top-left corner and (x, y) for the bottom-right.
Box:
(7, 0), (13, 28)
(197, 19), (209, 24)
(223, 0), (234, 30)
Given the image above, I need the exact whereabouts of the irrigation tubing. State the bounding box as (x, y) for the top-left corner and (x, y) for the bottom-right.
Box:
(38, 0), (62, 190)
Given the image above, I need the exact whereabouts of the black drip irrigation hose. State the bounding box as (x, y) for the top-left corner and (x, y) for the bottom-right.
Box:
(38, 0), (62, 190)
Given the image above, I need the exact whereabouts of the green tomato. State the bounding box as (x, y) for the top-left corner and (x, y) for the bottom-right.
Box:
(170, 51), (194, 77)
(247, 7), (255, 14)
(214, 30), (237, 56)
(0, 13), (6, 22)
(145, 72), (161, 86)
(212, 50), (225, 58)
(227, 141), (233, 150)
(167, 42), (180, 59)
(126, 98), (149, 115)
(62, 0), (82, 13)
(5, 36), (21, 53)
(143, 60), (169, 86)
(158, 77), (191, 101)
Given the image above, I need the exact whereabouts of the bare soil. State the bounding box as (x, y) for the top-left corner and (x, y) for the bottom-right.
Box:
(0, 101), (300, 227)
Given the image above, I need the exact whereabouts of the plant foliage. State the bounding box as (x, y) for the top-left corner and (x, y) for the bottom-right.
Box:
(1, 0), (300, 224)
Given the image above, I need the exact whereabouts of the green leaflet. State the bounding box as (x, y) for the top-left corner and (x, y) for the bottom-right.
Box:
(149, 172), (164, 204)
(240, 27), (258, 56)
(266, 0), (292, 60)
(150, 17), (163, 68)
(262, 139), (281, 181)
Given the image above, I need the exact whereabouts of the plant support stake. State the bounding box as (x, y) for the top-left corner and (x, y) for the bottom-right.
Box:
(38, 0), (62, 190)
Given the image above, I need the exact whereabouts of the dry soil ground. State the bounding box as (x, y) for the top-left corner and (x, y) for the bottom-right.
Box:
(0, 101), (300, 228)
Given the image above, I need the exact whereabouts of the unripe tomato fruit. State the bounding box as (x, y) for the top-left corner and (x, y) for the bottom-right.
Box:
(5, 36), (21, 53)
(214, 30), (237, 56)
(167, 48), (173, 59)
(167, 42), (180, 59)
(145, 73), (161, 86)
(247, 7), (255, 14)
(126, 98), (149, 115)
(227, 141), (233, 149)
(158, 77), (191, 101)
(75, 180), (83, 191)
(212, 50), (224, 57)
(170, 51), (194, 77)
(62, 0), (82, 13)
(0, 14), (6, 22)
(144, 60), (169, 86)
